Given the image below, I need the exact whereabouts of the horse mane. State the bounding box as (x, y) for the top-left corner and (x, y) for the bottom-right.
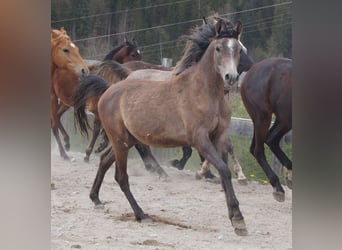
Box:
(174, 17), (237, 75)
(103, 41), (137, 61)
(103, 45), (124, 61)
(94, 60), (131, 82)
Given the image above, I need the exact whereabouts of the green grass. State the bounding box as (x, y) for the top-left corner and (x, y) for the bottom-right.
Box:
(228, 91), (250, 118)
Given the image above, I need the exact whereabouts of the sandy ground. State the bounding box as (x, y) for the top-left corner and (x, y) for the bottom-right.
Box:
(51, 151), (292, 250)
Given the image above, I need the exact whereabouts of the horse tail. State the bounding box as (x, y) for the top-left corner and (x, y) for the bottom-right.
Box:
(72, 74), (110, 138)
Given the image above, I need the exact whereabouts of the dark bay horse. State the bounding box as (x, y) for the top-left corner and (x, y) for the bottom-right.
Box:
(51, 27), (89, 159)
(78, 19), (247, 235)
(103, 38), (142, 63)
(88, 37), (142, 72)
(240, 57), (292, 202)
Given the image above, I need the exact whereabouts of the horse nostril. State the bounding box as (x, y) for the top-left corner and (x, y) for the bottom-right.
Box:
(81, 68), (86, 75)
(225, 74), (230, 81)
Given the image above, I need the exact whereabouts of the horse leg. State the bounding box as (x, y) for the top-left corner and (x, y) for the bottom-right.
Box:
(251, 117), (285, 202)
(84, 117), (101, 162)
(56, 103), (71, 151)
(195, 153), (219, 181)
(265, 120), (292, 189)
(170, 146), (192, 170)
(89, 147), (114, 207)
(51, 93), (69, 160)
(95, 129), (109, 153)
(113, 145), (149, 221)
(227, 137), (247, 185)
(194, 133), (247, 235)
(134, 144), (168, 178)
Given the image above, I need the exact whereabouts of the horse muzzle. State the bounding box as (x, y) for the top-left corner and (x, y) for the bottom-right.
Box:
(224, 73), (239, 86)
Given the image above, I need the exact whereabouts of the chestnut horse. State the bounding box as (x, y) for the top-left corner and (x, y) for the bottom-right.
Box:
(240, 57), (292, 202)
(51, 27), (89, 159)
(76, 19), (247, 235)
(52, 37), (140, 162)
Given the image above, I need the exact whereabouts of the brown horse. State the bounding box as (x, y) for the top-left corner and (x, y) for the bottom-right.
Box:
(87, 37), (142, 72)
(103, 37), (142, 63)
(240, 57), (292, 202)
(51, 27), (89, 159)
(126, 68), (248, 184)
(86, 19), (247, 235)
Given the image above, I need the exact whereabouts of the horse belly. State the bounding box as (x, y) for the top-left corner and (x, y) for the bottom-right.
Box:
(123, 106), (188, 148)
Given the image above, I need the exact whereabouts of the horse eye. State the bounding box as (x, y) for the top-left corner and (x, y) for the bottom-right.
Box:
(63, 48), (69, 53)
(216, 47), (221, 52)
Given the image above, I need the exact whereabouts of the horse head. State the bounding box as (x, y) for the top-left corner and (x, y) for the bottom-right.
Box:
(51, 27), (89, 77)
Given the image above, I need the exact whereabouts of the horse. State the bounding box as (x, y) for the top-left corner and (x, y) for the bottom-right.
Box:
(87, 37), (142, 72)
(240, 57), (292, 202)
(75, 18), (248, 235)
(126, 67), (250, 185)
(74, 15), (252, 208)
(51, 27), (89, 160)
(166, 45), (254, 183)
(81, 38), (143, 162)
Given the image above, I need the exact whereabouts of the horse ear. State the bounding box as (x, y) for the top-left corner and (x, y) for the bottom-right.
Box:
(132, 37), (137, 46)
(60, 27), (67, 35)
(234, 20), (243, 35)
(51, 29), (60, 41)
(202, 16), (207, 25)
(214, 18), (223, 36)
(124, 36), (129, 44)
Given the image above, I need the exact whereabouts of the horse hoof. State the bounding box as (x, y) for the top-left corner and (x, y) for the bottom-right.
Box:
(169, 160), (184, 170)
(238, 178), (248, 186)
(205, 177), (221, 184)
(64, 143), (70, 151)
(136, 213), (150, 222)
(232, 217), (247, 230)
(94, 203), (105, 209)
(285, 178), (292, 190)
(84, 156), (90, 163)
(272, 191), (285, 202)
(195, 172), (203, 180)
(62, 154), (70, 161)
(234, 228), (248, 236)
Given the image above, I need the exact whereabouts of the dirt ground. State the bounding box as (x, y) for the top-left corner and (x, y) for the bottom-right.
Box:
(51, 150), (292, 250)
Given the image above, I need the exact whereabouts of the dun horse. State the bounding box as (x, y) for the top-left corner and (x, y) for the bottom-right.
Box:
(51, 27), (89, 159)
(240, 57), (292, 202)
(75, 18), (248, 235)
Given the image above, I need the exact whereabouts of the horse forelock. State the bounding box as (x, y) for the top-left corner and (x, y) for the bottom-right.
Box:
(51, 31), (71, 47)
(125, 42), (139, 55)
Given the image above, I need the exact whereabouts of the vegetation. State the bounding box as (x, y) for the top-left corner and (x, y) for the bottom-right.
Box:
(51, 0), (292, 63)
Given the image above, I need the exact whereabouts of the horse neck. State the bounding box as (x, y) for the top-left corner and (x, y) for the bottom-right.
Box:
(113, 51), (125, 63)
(193, 43), (224, 96)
